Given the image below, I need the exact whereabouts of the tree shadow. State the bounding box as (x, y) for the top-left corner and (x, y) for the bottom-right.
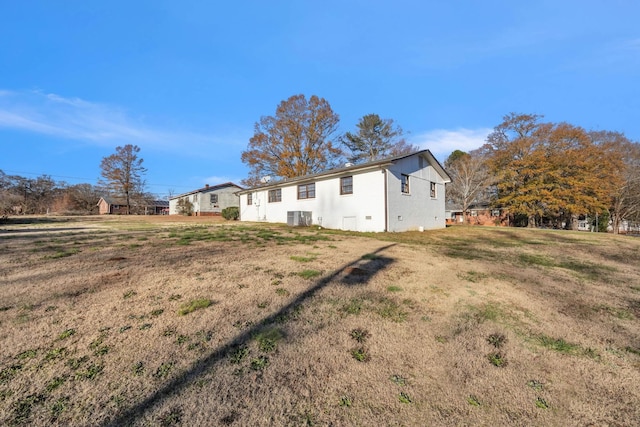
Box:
(103, 243), (397, 426)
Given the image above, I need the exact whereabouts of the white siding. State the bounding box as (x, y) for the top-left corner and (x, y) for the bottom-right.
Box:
(238, 151), (449, 232)
(239, 169), (387, 232)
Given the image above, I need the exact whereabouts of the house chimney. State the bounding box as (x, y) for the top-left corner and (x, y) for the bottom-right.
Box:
(205, 184), (209, 188)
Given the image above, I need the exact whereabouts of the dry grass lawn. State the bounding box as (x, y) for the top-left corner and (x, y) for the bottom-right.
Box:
(1, 216), (639, 426)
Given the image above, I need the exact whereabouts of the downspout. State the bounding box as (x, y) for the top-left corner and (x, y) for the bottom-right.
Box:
(383, 168), (388, 232)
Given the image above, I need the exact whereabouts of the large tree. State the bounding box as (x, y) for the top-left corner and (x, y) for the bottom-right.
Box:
(445, 149), (494, 223)
(484, 113), (622, 229)
(99, 144), (147, 214)
(341, 114), (415, 163)
(241, 94), (342, 185)
(589, 131), (640, 233)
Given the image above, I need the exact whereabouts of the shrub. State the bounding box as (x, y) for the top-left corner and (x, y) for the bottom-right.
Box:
(221, 207), (239, 220)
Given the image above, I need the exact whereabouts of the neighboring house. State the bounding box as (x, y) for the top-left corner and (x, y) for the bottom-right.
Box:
(169, 182), (243, 216)
(97, 197), (169, 215)
(446, 203), (509, 226)
(237, 150), (451, 232)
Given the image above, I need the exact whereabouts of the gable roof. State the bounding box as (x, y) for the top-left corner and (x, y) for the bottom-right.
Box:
(98, 197), (169, 207)
(237, 149), (451, 194)
(170, 182), (244, 200)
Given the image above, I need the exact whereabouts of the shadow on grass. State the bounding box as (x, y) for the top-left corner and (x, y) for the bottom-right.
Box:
(103, 243), (397, 426)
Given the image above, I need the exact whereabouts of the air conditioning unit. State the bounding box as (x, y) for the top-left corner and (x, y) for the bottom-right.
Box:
(287, 211), (312, 226)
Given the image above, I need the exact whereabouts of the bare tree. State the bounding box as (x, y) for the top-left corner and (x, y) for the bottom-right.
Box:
(99, 145), (147, 214)
(445, 150), (494, 224)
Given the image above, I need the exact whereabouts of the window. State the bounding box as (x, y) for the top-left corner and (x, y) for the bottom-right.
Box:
(247, 193), (253, 205)
(491, 209), (500, 217)
(340, 176), (353, 195)
(401, 174), (410, 194)
(268, 188), (282, 203)
(297, 183), (315, 199)
(210, 194), (218, 204)
(430, 182), (436, 198)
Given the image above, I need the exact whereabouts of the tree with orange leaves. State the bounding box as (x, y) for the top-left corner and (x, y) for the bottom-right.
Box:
(484, 113), (623, 229)
(241, 95), (342, 186)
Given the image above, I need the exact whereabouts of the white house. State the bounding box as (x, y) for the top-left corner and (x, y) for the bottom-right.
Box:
(237, 150), (451, 232)
(169, 182), (243, 216)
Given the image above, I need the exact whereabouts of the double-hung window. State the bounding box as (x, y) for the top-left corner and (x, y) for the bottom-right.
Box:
(210, 194), (218, 204)
(401, 174), (410, 194)
(430, 182), (436, 198)
(247, 193), (253, 205)
(268, 189), (282, 203)
(340, 176), (353, 195)
(297, 183), (315, 199)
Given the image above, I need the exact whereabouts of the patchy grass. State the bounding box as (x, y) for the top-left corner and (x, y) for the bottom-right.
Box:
(177, 298), (213, 315)
(0, 217), (639, 426)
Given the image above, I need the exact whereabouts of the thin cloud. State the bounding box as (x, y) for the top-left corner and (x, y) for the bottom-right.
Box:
(0, 89), (225, 150)
(411, 128), (491, 161)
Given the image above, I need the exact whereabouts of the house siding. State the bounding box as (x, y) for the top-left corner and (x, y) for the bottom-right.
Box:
(238, 150), (450, 232)
(239, 170), (386, 232)
(386, 156), (447, 231)
(169, 184), (241, 216)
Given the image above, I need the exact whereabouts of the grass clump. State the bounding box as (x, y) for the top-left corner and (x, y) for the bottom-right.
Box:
(275, 288), (290, 297)
(255, 328), (283, 352)
(399, 392), (412, 404)
(487, 352), (507, 367)
(298, 269), (321, 279)
(535, 397), (550, 409)
(229, 346), (249, 364)
(153, 362), (175, 379)
(467, 395), (481, 406)
(290, 255), (316, 262)
(57, 328), (76, 340)
(339, 395), (353, 407)
(178, 298), (213, 315)
(350, 347), (370, 362)
(250, 356), (269, 371)
(350, 328), (370, 343)
(535, 334), (580, 354)
(487, 332), (507, 348)
(387, 285), (403, 292)
(75, 363), (104, 380)
(390, 374), (407, 386)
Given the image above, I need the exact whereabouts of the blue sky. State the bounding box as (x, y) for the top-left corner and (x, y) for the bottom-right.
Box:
(1, 1), (638, 198)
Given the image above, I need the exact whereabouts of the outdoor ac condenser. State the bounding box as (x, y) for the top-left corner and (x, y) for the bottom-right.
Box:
(287, 211), (312, 226)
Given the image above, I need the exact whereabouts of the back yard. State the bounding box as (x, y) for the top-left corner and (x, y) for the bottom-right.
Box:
(1, 216), (639, 426)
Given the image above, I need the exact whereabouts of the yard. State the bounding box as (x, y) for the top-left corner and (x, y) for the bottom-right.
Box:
(1, 216), (639, 426)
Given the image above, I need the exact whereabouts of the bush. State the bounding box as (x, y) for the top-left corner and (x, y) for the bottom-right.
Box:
(221, 206), (239, 220)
